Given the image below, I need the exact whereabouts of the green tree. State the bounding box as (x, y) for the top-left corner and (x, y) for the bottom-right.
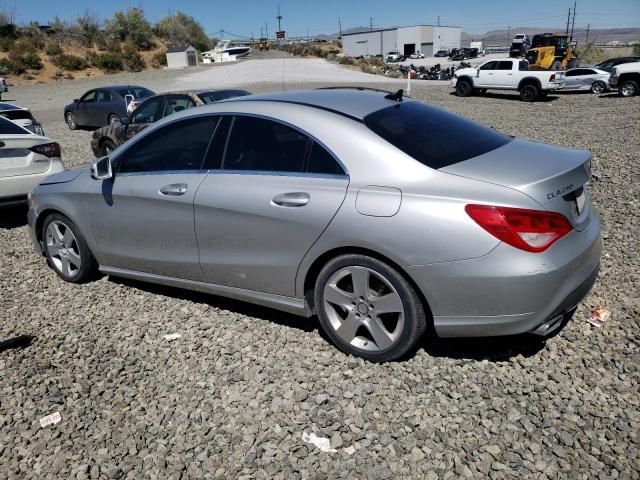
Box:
(155, 12), (211, 51)
(105, 7), (153, 50)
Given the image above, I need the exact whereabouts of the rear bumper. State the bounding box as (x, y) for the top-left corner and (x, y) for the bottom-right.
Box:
(0, 159), (65, 199)
(407, 210), (602, 337)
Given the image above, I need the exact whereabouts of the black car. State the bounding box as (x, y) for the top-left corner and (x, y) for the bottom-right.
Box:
(595, 56), (640, 73)
(434, 49), (449, 57)
(64, 85), (155, 130)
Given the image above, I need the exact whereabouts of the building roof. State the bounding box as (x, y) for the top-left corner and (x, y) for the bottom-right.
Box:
(167, 45), (194, 53)
(226, 88), (409, 120)
(342, 24), (461, 36)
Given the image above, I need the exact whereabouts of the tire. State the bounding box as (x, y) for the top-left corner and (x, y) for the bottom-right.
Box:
(520, 83), (540, 102)
(100, 139), (117, 156)
(314, 254), (427, 362)
(107, 113), (119, 125)
(591, 81), (606, 94)
(65, 111), (77, 130)
(456, 79), (473, 97)
(551, 60), (562, 71)
(42, 213), (98, 284)
(619, 79), (639, 97)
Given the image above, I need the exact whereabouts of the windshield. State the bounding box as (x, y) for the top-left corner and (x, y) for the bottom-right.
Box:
(198, 90), (251, 104)
(0, 110), (33, 120)
(0, 116), (31, 134)
(364, 101), (512, 170)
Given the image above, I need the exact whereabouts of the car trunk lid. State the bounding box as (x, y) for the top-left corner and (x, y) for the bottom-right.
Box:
(440, 139), (592, 231)
(0, 135), (51, 178)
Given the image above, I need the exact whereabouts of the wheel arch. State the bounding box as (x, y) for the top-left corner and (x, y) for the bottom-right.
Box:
(619, 72), (640, 83)
(35, 207), (95, 258)
(301, 246), (434, 323)
(456, 75), (474, 85)
(517, 77), (542, 91)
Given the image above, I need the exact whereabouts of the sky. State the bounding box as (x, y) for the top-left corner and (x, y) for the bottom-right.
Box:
(9, 0), (640, 38)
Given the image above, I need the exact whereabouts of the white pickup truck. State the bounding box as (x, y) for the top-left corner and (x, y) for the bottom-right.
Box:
(452, 58), (565, 101)
(609, 61), (640, 97)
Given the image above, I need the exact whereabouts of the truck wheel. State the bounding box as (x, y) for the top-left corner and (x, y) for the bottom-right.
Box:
(520, 84), (540, 102)
(619, 79), (638, 97)
(456, 80), (473, 97)
(551, 60), (562, 70)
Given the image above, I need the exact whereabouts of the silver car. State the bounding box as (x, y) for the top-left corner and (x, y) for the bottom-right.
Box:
(27, 89), (601, 362)
(563, 67), (610, 93)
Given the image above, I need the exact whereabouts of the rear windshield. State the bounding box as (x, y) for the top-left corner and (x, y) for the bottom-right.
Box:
(116, 87), (154, 99)
(198, 90), (250, 104)
(0, 116), (30, 134)
(363, 102), (512, 169)
(0, 110), (32, 120)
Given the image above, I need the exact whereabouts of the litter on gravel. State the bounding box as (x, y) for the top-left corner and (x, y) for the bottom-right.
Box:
(301, 432), (337, 453)
(587, 305), (611, 328)
(39, 412), (61, 428)
(162, 333), (182, 341)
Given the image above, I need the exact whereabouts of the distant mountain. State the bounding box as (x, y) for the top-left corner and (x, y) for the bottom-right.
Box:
(316, 26), (640, 45)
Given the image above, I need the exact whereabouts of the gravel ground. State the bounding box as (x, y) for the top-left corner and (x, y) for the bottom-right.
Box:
(1, 65), (639, 479)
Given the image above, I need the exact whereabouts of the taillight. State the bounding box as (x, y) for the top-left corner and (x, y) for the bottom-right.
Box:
(550, 73), (556, 81)
(30, 142), (61, 158)
(465, 204), (573, 253)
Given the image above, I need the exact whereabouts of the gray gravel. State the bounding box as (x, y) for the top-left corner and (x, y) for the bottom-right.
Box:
(1, 70), (639, 479)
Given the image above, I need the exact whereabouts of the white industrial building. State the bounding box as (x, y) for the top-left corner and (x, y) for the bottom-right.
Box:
(342, 25), (461, 58)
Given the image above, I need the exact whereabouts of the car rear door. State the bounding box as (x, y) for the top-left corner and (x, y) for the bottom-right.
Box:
(77, 90), (97, 126)
(194, 115), (349, 297)
(85, 115), (219, 280)
(494, 60), (516, 86)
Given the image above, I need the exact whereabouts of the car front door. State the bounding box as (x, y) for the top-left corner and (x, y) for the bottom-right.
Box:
(86, 115), (219, 280)
(77, 90), (96, 126)
(194, 115), (349, 297)
(476, 61), (498, 87)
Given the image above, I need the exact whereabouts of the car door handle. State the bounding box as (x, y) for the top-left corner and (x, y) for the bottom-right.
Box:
(159, 183), (188, 196)
(272, 192), (310, 207)
(488, 72), (494, 75)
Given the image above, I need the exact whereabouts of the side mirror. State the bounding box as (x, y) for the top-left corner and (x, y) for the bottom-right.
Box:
(124, 94), (134, 106)
(91, 156), (113, 180)
(74, 98), (79, 103)
(119, 116), (130, 125)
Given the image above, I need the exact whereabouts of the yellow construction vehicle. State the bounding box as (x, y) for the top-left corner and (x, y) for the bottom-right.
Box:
(525, 33), (579, 70)
(259, 38), (269, 51)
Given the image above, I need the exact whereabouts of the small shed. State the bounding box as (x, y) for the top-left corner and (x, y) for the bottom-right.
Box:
(166, 45), (198, 69)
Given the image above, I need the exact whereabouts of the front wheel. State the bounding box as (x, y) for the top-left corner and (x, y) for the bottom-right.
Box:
(520, 84), (540, 102)
(42, 214), (98, 283)
(591, 81), (606, 94)
(65, 112), (77, 130)
(455, 80), (473, 97)
(619, 79), (638, 97)
(314, 255), (427, 362)
(551, 60), (562, 70)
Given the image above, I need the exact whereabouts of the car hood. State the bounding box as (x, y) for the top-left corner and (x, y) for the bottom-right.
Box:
(40, 163), (88, 185)
(456, 67), (477, 77)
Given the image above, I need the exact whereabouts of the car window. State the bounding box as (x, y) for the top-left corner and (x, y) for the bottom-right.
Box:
(518, 60), (529, 71)
(0, 116), (30, 134)
(223, 116), (309, 173)
(0, 110), (33, 120)
(116, 87), (154, 99)
(583, 69), (596, 75)
(306, 142), (345, 175)
(131, 97), (163, 124)
(479, 61), (497, 70)
(162, 95), (196, 117)
(364, 101), (512, 170)
(198, 90), (251, 104)
(565, 70), (578, 77)
(80, 91), (96, 102)
(202, 116), (230, 169)
(96, 90), (112, 102)
(496, 61), (513, 70)
(118, 116), (219, 174)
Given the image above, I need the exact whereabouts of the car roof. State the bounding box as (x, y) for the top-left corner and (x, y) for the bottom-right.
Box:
(0, 102), (26, 112)
(223, 88), (406, 120)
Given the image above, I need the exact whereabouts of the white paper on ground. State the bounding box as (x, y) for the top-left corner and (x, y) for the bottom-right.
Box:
(163, 333), (182, 341)
(39, 411), (61, 428)
(301, 432), (337, 453)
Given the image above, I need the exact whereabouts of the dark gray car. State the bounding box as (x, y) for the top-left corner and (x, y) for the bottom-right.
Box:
(64, 85), (155, 130)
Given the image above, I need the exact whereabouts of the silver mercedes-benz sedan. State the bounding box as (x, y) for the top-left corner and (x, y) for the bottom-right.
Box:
(28, 89), (601, 362)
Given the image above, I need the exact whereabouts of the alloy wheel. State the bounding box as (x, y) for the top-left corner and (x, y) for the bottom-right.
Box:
(322, 266), (405, 352)
(591, 81), (606, 94)
(621, 82), (637, 97)
(46, 221), (81, 277)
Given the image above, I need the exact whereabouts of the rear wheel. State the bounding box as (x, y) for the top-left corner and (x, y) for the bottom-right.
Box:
(619, 79), (638, 97)
(520, 83), (540, 102)
(551, 60), (562, 70)
(42, 214), (98, 283)
(65, 112), (77, 130)
(591, 81), (606, 94)
(314, 254), (427, 362)
(456, 79), (473, 97)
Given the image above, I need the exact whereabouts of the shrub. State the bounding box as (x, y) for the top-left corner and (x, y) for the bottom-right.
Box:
(105, 7), (153, 50)
(77, 11), (101, 46)
(155, 12), (211, 51)
(151, 50), (167, 68)
(45, 42), (63, 56)
(52, 54), (88, 70)
(338, 56), (354, 65)
(95, 51), (124, 72)
(0, 36), (13, 51)
(7, 50), (43, 73)
(121, 43), (145, 72)
(0, 58), (10, 75)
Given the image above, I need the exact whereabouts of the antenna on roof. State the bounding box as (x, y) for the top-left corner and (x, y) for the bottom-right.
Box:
(384, 89), (404, 102)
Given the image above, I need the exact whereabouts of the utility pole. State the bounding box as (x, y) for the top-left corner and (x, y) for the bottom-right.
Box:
(437, 16), (440, 27)
(585, 24), (590, 44)
(260, 27), (264, 38)
(570, 1), (577, 41)
(265, 22), (269, 39)
(338, 18), (342, 39)
(276, 4), (282, 33)
(370, 17), (373, 31)
(566, 8), (571, 34)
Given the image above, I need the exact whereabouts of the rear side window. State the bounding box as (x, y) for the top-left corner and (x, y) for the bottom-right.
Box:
(0, 116), (30, 134)
(364, 102), (512, 170)
(119, 116), (218, 173)
(307, 142), (344, 175)
(223, 116), (308, 173)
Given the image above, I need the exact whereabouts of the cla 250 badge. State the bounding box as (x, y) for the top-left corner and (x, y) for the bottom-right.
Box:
(547, 184), (574, 200)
